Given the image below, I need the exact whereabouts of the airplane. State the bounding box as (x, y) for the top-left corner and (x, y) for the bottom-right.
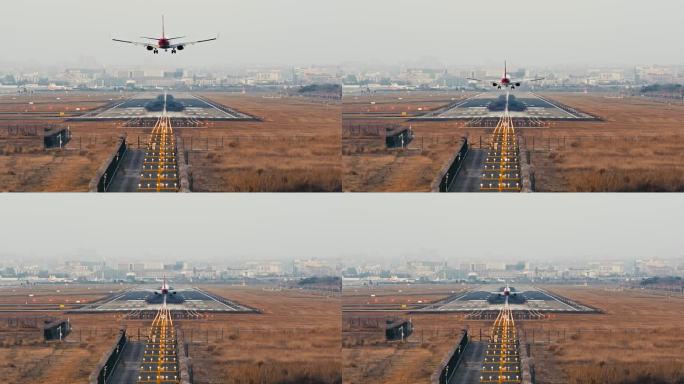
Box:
(113, 16), (217, 54)
(468, 61), (544, 90)
(153, 275), (176, 296)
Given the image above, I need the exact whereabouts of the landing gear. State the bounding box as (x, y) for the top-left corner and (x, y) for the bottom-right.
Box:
(153, 49), (159, 54)
(171, 49), (177, 54)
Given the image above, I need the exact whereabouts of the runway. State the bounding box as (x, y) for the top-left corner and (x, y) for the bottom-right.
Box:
(75, 287), (258, 313)
(415, 92), (596, 120)
(419, 284), (596, 313)
(74, 92), (258, 121)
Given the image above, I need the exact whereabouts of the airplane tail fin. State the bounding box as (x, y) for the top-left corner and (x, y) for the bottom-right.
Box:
(162, 15), (165, 39)
(504, 60), (507, 79)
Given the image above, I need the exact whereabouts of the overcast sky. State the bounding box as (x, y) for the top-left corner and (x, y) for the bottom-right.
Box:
(0, 195), (681, 265)
(1, 0), (682, 69)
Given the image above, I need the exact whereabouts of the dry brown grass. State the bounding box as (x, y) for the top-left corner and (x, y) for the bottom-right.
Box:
(0, 314), (120, 384)
(0, 93), (127, 191)
(182, 285), (341, 384)
(563, 361), (683, 384)
(527, 93), (684, 192)
(184, 93), (341, 192)
(342, 284), (475, 384)
(523, 286), (684, 384)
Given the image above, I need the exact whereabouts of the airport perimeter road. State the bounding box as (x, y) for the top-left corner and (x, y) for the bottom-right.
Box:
(107, 149), (145, 192)
(108, 341), (144, 384)
(449, 341), (486, 384)
(449, 149), (487, 192)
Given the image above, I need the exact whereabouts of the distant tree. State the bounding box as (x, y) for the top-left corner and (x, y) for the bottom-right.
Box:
(640, 83), (683, 94)
(298, 84), (341, 94)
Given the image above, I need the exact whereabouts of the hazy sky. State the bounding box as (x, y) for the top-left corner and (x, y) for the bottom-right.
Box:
(0, 195), (681, 264)
(1, 0), (682, 68)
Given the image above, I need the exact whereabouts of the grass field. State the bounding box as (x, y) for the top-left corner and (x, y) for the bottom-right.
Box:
(0, 284), (122, 384)
(183, 285), (341, 384)
(528, 93), (684, 191)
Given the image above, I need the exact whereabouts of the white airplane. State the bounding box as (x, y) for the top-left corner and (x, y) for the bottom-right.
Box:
(153, 275), (176, 296)
(468, 61), (544, 90)
(113, 16), (217, 54)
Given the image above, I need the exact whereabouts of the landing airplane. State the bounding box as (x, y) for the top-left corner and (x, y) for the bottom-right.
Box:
(154, 275), (176, 296)
(113, 16), (217, 54)
(468, 61), (544, 89)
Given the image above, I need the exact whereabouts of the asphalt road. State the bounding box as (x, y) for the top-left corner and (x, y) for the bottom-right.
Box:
(449, 149), (487, 192)
(107, 149), (144, 192)
(449, 341), (486, 384)
(108, 341), (144, 384)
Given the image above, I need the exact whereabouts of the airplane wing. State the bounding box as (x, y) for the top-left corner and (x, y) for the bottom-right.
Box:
(466, 77), (483, 82)
(522, 77), (545, 82)
(170, 36), (218, 48)
(113, 38), (157, 48)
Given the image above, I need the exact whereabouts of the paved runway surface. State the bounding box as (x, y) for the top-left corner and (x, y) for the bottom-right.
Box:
(417, 92), (595, 120)
(107, 149), (145, 192)
(421, 284), (595, 312)
(108, 341), (144, 384)
(76, 92), (257, 120)
(449, 341), (486, 384)
(449, 149), (487, 192)
(78, 287), (257, 313)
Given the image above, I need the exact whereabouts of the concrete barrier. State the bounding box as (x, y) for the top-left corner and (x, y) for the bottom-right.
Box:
(431, 138), (469, 192)
(520, 342), (535, 384)
(89, 329), (127, 384)
(89, 136), (126, 192)
(177, 329), (193, 384)
(177, 145), (191, 192)
(518, 136), (534, 192)
(430, 329), (469, 384)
